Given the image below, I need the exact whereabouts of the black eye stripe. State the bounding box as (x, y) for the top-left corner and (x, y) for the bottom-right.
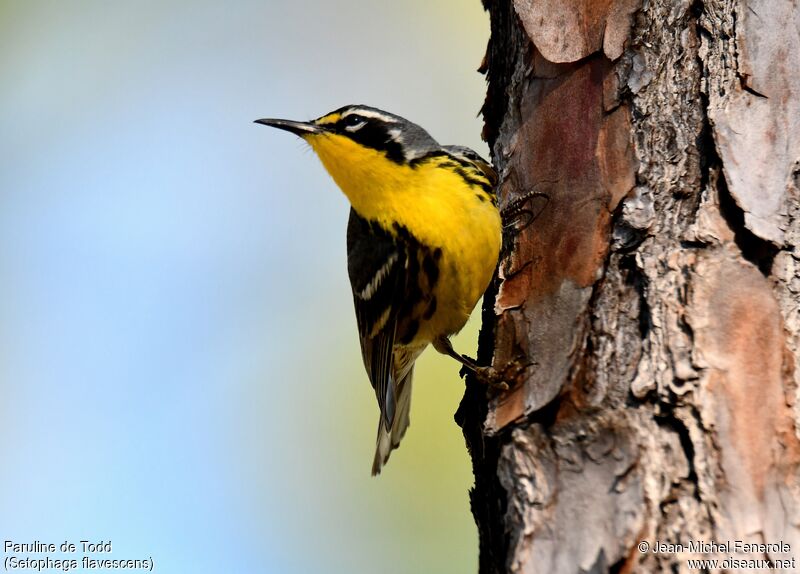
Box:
(340, 120), (405, 163)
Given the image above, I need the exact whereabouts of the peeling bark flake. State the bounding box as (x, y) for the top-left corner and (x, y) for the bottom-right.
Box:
(704, 0), (800, 245)
(512, 0), (641, 63)
(490, 56), (636, 432)
(459, 1), (800, 572)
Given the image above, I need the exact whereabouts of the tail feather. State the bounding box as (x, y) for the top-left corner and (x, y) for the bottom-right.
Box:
(371, 366), (413, 475)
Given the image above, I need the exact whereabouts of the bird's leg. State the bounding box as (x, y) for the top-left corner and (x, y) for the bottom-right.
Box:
(433, 337), (524, 391)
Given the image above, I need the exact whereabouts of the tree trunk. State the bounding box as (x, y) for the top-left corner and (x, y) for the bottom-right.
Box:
(456, 1), (800, 572)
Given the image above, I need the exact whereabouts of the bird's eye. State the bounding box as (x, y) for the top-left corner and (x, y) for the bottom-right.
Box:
(342, 114), (366, 130)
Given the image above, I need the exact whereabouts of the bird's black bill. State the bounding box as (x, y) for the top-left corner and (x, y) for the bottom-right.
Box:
(254, 118), (320, 136)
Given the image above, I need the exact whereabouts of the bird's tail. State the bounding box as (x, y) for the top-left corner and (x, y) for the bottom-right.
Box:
(371, 366), (413, 476)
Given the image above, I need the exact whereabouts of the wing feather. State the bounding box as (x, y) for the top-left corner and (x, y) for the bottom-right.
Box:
(346, 209), (407, 429)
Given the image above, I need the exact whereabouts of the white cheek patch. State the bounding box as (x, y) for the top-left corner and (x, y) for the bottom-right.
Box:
(390, 128), (428, 161)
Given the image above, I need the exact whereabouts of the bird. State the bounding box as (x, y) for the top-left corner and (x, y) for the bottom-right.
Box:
(256, 105), (502, 474)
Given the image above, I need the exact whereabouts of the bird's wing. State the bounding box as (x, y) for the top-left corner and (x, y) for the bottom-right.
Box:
(346, 208), (408, 430)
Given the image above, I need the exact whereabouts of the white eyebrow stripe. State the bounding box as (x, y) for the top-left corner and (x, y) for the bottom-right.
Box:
(345, 109), (396, 123)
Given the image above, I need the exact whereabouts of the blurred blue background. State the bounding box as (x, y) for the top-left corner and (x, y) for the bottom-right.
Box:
(0, 1), (490, 572)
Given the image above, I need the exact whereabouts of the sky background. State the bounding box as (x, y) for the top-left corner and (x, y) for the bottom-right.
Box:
(0, 1), (490, 572)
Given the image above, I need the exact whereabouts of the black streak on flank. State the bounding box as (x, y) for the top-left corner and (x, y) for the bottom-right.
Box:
(400, 319), (419, 344)
(454, 165), (492, 193)
(423, 252), (440, 288)
(411, 153), (494, 194)
(423, 296), (438, 320)
(394, 224), (425, 313)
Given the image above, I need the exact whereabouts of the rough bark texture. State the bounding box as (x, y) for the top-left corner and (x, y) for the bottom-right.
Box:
(457, 0), (800, 572)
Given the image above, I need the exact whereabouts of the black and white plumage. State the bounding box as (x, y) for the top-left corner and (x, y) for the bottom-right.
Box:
(347, 210), (436, 474)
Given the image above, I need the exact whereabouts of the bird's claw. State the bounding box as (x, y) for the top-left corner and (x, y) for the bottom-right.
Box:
(467, 357), (528, 392)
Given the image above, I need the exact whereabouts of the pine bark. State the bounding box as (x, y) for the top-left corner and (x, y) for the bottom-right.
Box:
(456, 1), (800, 572)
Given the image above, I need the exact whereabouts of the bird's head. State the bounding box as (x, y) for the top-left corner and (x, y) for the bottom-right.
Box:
(256, 104), (439, 163)
(255, 105), (443, 201)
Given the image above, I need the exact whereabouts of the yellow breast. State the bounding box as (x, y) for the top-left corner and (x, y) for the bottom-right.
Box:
(308, 132), (502, 340)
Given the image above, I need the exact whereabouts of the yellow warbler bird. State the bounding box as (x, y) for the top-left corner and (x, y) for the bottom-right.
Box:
(256, 105), (502, 474)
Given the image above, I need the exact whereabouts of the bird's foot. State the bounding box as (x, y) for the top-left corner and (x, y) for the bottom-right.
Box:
(463, 357), (529, 392)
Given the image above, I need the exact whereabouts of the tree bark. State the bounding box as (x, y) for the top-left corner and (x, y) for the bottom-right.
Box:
(457, 1), (800, 572)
